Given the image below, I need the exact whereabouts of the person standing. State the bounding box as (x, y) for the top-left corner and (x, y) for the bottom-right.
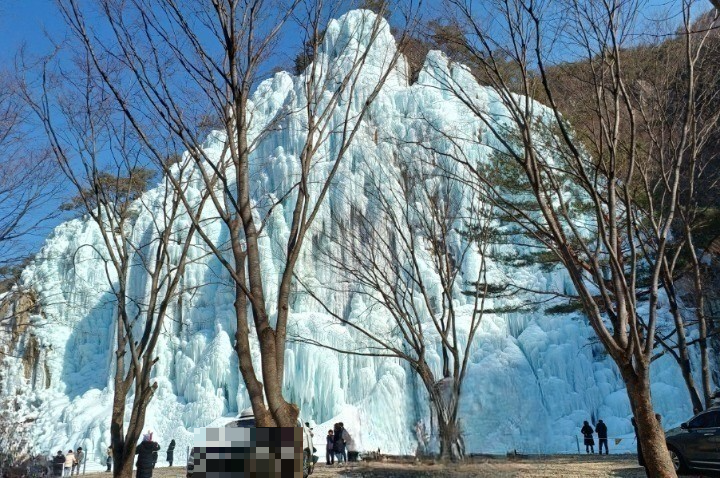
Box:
(166, 439), (175, 467)
(325, 430), (335, 465)
(338, 423), (349, 463)
(52, 451), (65, 477)
(344, 428), (358, 462)
(74, 447), (84, 475)
(332, 423), (346, 464)
(581, 421), (595, 454)
(135, 433), (161, 478)
(596, 420), (608, 455)
(63, 450), (76, 477)
(106, 447), (112, 472)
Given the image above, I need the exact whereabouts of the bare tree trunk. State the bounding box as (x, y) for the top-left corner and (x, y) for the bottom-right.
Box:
(623, 365), (677, 478)
(436, 416), (461, 460)
(231, 262), (270, 425)
(110, 295), (135, 478)
(441, 348), (450, 379)
(113, 454), (134, 478)
(673, 327), (704, 413)
(435, 399), (463, 461)
(110, 381), (130, 478)
(419, 367), (464, 461)
(124, 385), (154, 459)
(687, 229), (714, 407)
(662, 274), (704, 411)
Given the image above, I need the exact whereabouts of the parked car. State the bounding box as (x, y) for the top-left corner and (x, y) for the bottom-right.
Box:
(666, 406), (720, 473)
(186, 408), (315, 478)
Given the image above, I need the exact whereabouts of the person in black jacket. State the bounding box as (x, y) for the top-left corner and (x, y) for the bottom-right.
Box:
(136, 434), (161, 478)
(325, 430), (335, 465)
(581, 421), (595, 454)
(595, 420), (608, 454)
(52, 451), (65, 477)
(338, 423), (349, 462)
(166, 439), (175, 467)
(332, 423), (346, 464)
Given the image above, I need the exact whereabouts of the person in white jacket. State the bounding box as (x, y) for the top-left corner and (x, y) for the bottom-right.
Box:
(63, 450), (76, 477)
(343, 428), (358, 462)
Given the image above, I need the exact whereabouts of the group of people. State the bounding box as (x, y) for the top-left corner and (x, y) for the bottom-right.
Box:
(52, 432), (175, 478)
(325, 422), (356, 465)
(580, 420), (609, 454)
(51, 448), (84, 477)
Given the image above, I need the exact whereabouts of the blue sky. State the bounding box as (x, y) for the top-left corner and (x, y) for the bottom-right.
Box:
(1, 1), (73, 265)
(0, 0), (703, 63)
(1, 0), (65, 63)
(0, 0), (711, 263)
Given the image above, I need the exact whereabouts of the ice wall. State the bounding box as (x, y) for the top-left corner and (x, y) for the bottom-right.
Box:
(0, 9), (703, 464)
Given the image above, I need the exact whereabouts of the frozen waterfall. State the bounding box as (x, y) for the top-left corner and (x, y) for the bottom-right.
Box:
(0, 8), (700, 465)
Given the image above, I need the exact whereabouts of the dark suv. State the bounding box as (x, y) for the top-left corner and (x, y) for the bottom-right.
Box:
(666, 407), (720, 473)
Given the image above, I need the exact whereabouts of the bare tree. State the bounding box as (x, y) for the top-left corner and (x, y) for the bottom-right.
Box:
(52, 0), (421, 427)
(0, 397), (47, 478)
(0, 74), (59, 282)
(22, 51), (211, 478)
(669, 9), (720, 409)
(633, 7), (720, 412)
(430, 0), (715, 475)
(297, 148), (493, 460)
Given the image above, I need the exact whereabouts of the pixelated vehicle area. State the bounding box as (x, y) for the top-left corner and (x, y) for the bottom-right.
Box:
(189, 427), (302, 478)
(187, 408), (316, 478)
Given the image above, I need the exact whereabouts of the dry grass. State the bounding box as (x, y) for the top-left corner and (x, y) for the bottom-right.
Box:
(80, 455), (714, 478)
(321, 455), (647, 477)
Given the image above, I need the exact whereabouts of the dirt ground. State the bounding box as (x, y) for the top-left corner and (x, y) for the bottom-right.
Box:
(314, 455), (714, 478)
(80, 455), (716, 478)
